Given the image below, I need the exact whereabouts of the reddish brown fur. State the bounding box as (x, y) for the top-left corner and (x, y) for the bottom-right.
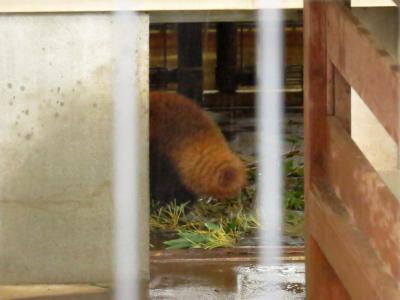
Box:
(150, 91), (247, 200)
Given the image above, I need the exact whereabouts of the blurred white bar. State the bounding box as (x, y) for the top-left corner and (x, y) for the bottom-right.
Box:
(256, 0), (284, 269)
(0, 0), (296, 12)
(0, 0), (397, 13)
(113, 2), (140, 299)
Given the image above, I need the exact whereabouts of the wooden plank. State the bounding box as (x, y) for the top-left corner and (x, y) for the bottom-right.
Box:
(308, 180), (400, 300)
(150, 246), (304, 264)
(327, 62), (351, 133)
(304, 0), (329, 192)
(306, 236), (351, 300)
(303, 1), (348, 298)
(326, 1), (400, 143)
(325, 117), (400, 280)
(150, 246), (304, 262)
(326, 60), (335, 116)
(333, 66), (351, 133)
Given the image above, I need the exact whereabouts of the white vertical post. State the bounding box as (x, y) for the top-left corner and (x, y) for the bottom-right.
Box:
(256, 0), (284, 268)
(113, 3), (142, 299)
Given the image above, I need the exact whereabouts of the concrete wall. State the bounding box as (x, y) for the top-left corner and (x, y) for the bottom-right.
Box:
(0, 13), (149, 284)
(352, 7), (398, 58)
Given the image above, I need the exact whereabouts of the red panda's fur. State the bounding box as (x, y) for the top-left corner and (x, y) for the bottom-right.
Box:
(150, 92), (247, 202)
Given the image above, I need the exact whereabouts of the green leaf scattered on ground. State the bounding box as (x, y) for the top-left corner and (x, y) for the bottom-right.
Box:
(150, 131), (304, 249)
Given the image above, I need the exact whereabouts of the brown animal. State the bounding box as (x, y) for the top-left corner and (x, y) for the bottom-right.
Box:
(150, 92), (247, 204)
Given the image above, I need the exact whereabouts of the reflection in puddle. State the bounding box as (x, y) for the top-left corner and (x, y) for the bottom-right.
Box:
(150, 262), (305, 299)
(236, 264), (305, 299)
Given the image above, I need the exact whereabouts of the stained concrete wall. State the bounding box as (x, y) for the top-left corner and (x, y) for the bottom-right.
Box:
(0, 13), (149, 284)
(352, 7), (398, 58)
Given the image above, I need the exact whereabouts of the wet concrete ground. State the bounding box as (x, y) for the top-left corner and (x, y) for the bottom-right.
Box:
(1, 258), (305, 300)
(150, 261), (305, 299)
(150, 246), (305, 299)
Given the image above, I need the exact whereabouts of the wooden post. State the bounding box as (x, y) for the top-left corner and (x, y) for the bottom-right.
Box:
(326, 0), (351, 134)
(304, 0), (329, 188)
(306, 237), (351, 300)
(327, 62), (351, 133)
(177, 23), (203, 103)
(304, 1), (350, 298)
(216, 22), (238, 93)
(306, 0), (400, 298)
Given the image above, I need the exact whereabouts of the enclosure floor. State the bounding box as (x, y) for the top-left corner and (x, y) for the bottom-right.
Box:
(150, 261), (305, 299)
(1, 249), (305, 300)
(0, 285), (111, 300)
(0, 264), (304, 300)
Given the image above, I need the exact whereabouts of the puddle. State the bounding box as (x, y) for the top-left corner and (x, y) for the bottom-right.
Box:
(150, 261), (305, 299)
(0, 262), (305, 300)
(236, 264), (305, 299)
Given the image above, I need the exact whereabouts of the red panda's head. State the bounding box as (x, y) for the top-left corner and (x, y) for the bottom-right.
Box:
(174, 138), (247, 200)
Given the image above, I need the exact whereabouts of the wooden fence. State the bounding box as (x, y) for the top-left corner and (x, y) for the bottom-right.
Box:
(304, 1), (400, 299)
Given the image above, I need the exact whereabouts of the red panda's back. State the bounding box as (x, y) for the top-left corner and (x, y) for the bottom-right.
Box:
(149, 92), (247, 201)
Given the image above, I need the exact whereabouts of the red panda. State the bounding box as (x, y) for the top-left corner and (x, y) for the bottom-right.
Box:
(150, 92), (247, 204)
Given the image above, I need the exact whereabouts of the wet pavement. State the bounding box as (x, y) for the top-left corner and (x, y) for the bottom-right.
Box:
(1, 248), (305, 300)
(1, 265), (305, 300)
(150, 247), (305, 299)
(150, 260), (305, 299)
